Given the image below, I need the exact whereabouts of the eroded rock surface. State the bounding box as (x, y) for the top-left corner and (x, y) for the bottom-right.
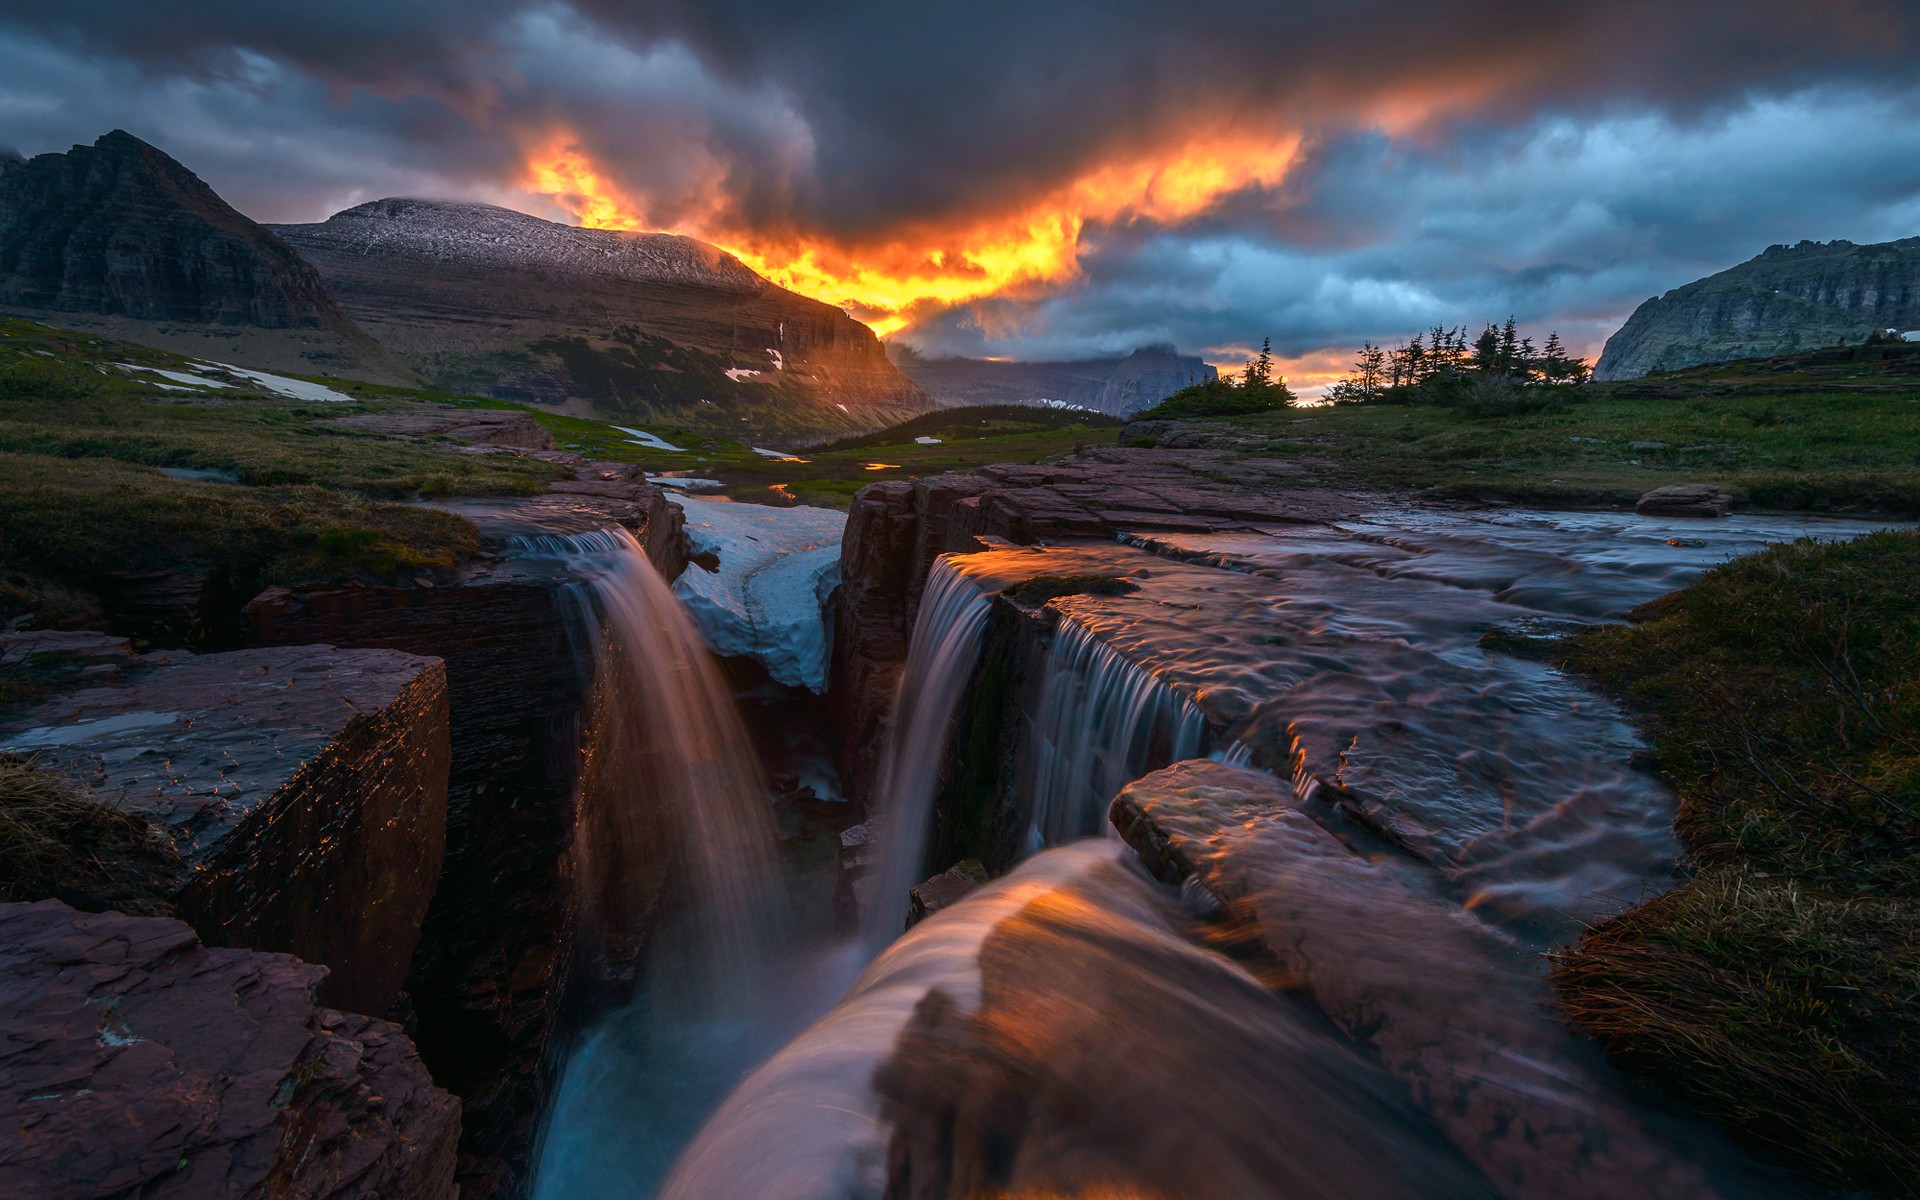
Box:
(0, 645), (448, 1017)
(0, 900), (458, 1200)
(828, 449), (1369, 800)
(1109, 760), (1744, 1200)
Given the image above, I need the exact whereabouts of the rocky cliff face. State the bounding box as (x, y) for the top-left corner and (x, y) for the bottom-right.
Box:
(891, 345), (1217, 417)
(0, 900), (459, 1200)
(1595, 237), (1920, 380)
(271, 199), (929, 436)
(0, 131), (414, 384)
(244, 476), (686, 1198)
(828, 448), (1362, 803)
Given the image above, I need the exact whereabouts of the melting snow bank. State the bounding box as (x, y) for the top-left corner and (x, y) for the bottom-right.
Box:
(669, 495), (846, 692)
(114, 360), (356, 401)
(613, 425), (686, 452)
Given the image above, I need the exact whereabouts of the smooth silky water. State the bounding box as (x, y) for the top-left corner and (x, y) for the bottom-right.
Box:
(515, 504), (1897, 1198)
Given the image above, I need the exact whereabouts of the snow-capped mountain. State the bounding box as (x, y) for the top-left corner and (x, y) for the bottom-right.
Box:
(273, 200), (927, 437)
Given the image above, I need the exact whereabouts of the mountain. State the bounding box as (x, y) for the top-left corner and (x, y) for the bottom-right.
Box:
(1595, 236), (1920, 381)
(889, 345), (1218, 417)
(0, 131), (414, 385)
(271, 199), (928, 437)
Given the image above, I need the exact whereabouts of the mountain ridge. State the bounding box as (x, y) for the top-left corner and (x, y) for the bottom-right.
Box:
(890, 345), (1217, 417)
(272, 199), (929, 438)
(1596, 236), (1920, 380)
(0, 130), (416, 384)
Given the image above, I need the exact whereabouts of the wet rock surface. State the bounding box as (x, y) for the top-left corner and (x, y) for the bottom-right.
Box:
(243, 475), (686, 1197)
(1109, 761), (1754, 1200)
(905, 859), (986, 927)
(829, 448), (1372, 801)
(0, 643), (448, 1016)
(0, 900), (458, 1200)
(1636, 482), (1733, 517)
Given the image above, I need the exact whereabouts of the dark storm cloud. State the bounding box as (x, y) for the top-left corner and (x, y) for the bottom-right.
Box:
(1, 0), (1917, 369)
(4, 0), (1917, 233)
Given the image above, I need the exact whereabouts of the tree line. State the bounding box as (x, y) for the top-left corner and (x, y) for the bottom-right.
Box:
(1327, 317), (1590, 404)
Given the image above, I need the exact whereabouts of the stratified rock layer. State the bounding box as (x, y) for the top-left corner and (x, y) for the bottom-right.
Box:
(1110, 761), (1732, 1200)
(0, 900), (458, 1200)
(0, 644), (449, 1017)
(828, 447), (1367, 800)
(0, 130), (414, 384)
(243, 479), (684, 1197)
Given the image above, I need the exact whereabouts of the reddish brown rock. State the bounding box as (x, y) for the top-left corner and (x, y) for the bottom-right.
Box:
(0, 645), (448, 1018)
(0, 900), (458, 1200)
(828, 449), (1369, 803)
(1635, 483), (1732, 517)
(1110, 761), (1727, 1200)
(905, 859), (988, 927)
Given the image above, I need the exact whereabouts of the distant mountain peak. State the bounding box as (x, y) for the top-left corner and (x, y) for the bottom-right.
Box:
(287, 196), (766, 293)
(1596, 234), (1920, 380)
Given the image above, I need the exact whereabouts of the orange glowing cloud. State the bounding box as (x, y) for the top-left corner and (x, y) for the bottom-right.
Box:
(521, 128), (1304, 337)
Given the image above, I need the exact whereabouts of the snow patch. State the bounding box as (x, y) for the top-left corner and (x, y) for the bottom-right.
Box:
(752, 446), (804, 462)
(646, 475), (725, 491)
(204, 363), (356, 403)
(726, 368), (763, 382)
(914, 436), (943, 445)
(768, 349), (785, 371)
(613, 426), (687, 452)
(667, 496), (846, 692)
(113, 363), (233, 390)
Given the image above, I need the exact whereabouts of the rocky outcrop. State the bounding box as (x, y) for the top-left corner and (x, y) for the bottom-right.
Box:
(1635, 482), (1732, 517)
(828, 448), (1366, 801)
(1110, 761), (1731, 1200)
(891, 344), (1217, 417)
(0, 643), (449, 1018)
(1595, 236), (1920, 380)
(242, 479), (684, 1197)
(0, 900), (458, 1199)
(271, 198), (929, 436)
(0, 131), (414, 385)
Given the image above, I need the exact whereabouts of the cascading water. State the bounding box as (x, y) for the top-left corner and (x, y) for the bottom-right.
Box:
(514, 526), (799, 1198)
(1015, 615), (1210, 850)
(516, 526), (785, 983)
(862, 556), (993, 943)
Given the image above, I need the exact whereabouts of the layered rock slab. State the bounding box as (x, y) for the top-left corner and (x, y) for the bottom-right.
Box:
(0, 900), (458, 1199)
(1110, 760), (1740, 1200)
(0, 644), (448, 1017)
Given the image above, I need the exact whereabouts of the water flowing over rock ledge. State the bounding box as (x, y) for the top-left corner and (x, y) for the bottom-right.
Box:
(0, 900), (459, 1199)
(1111, 761), (1735, 1200)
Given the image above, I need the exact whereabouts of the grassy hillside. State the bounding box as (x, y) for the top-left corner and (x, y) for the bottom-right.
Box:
(1126, 352), (1920, 516)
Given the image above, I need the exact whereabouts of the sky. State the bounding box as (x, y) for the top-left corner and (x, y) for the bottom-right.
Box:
(3, 1), (1919, 389)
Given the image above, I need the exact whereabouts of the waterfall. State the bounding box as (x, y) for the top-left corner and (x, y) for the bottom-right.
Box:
(862, 556), (993, 944)
(511, 526), (784, 991)
(1015, 615), (1210, 851)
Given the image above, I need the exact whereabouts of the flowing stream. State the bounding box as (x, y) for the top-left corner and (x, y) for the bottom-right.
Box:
(522, 503), (1899, 1198)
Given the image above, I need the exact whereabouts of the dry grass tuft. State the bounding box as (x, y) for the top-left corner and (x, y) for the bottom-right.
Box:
(0, 754), (181, 916)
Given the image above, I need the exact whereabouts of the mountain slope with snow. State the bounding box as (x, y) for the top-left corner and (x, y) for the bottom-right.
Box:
(272, 200), (929, 438)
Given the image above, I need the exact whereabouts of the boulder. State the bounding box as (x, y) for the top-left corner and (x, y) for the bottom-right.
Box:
(905, 859), (988, 927)
(0, 900), (458, 1200)
(0, 645), (449, 1017)
(1635, 483), (1732, 517)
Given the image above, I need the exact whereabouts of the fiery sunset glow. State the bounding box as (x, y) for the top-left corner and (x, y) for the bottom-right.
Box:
(524, 130), (1305, 338)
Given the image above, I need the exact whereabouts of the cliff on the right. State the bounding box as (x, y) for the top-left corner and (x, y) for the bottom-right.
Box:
(1595, 236), (1920, 381)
